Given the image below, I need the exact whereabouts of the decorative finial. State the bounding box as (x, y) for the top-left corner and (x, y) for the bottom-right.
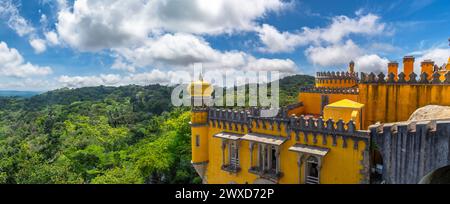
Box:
(349, 60), (355, 73)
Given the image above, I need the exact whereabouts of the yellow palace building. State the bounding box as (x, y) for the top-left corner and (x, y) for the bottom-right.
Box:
(189, 51), (450, 184)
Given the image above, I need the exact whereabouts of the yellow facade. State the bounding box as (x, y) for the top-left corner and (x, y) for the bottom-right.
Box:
(190, 53), (450, 184)
(202, 119), (368, 184)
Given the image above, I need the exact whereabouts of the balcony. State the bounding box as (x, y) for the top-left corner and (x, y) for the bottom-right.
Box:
(249, 167), (283, 180)
(222, 165), (241, 173)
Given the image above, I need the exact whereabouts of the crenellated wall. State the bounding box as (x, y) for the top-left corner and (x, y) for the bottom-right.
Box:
(370, 120), (450, 184)
(315, 71), (359, 88)
(359, 71), (450, 129)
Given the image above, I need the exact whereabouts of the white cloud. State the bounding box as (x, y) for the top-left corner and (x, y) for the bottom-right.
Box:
(0, 41), (52, 78)
(58, 74), (122, 88)
(355, 54), (389, 73)
(257, 13), (386, 53)
(57, 69), (177, 88)
(114, 33), (298, 73)
(56, 0), (288, 51)
(29, 38), (47, 54)
(305, 40), (363, 66)
(0, 0), (35, 37)
(44, 31), (60, 46)
(115, 33), (219, 67)
(111, 57), (136, 72)
(244, 58), (297, 73)
(0, 78), (58, 91)
(256, 24), (312, 53)
(416, 48), (450, 67)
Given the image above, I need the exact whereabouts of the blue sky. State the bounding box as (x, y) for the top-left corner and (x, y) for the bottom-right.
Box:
(0, 0), (449, 91)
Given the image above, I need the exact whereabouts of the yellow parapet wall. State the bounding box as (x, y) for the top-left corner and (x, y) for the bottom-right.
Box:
(298, 91), (360, 115)
(359, 76), (450, 128)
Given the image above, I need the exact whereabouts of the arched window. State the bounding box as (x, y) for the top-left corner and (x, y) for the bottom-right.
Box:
(306, 156), (320, 184)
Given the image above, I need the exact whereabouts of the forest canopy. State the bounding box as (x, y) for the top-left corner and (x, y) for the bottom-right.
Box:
(0, 75), (313, 184)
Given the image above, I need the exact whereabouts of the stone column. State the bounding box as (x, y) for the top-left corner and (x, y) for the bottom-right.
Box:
(297, 154), (305, 184)
(221, 139), (227, 167)
(262, 144), (267, 172)
(235, 141), (240, 169)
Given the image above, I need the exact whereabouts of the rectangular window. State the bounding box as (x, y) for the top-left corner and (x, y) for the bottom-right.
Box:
(196, 135), (200, 147)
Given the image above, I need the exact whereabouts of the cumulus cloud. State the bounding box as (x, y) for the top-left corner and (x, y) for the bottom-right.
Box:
(51, 0), (298, 75)
(257, 13), (387, 53)
(244, 58), (297, 73)
(416, 48), (450, 67)
(355, 54), (390, 73)
(305, 40), (363, 66)
(0, 41), (52, 78)
(29, 38), (47, 53)
(114, 33), (297, 73)
(57, 69), (179, 88)
(256, 24), (313, 53)
(56, 0), (288, 51)
(44, 31), (60, 46)
(58, 74), (123, 88)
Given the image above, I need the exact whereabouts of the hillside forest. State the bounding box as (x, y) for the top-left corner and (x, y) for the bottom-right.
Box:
(0, 75), (314, 184)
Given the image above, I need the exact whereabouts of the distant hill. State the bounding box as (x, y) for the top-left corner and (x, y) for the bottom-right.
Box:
(0, 90), (41, 98)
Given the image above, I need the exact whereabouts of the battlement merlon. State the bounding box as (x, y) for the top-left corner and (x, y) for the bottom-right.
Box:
(359, 71), (450, 84)
(316, 71), (359, 80)
(299, 86), (359, 94)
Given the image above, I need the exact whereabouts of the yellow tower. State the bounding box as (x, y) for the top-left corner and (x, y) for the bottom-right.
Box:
(189, 74), (213, 183)
(403, 56), (415, 81)
(421, 60), (435, 80)
(388, 61), (399, 80)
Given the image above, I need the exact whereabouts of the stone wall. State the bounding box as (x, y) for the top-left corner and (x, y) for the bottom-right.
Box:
(370, 120), (450, 184)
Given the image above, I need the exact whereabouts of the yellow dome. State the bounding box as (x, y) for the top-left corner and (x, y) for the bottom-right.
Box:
(188, 75), (213, 97)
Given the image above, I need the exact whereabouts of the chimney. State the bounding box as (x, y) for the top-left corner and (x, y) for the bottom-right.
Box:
(421, 60), (434, 80)
(388, 61), (399, 80)
(403, 56), (415, 80)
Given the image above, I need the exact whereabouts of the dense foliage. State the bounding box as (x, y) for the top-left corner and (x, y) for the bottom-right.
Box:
(0, 75), (313, 184)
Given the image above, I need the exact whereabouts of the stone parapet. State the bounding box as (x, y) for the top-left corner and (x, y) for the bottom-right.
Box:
(370, 120), (450, 184)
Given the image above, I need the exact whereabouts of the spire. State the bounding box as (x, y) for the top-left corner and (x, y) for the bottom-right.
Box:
(199, 73), (204, 82)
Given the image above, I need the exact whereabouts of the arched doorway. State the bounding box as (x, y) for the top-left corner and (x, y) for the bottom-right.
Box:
(419, 165), (450, 184)
(370, 148), (384, 184)
(305, 156), (319, 184)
